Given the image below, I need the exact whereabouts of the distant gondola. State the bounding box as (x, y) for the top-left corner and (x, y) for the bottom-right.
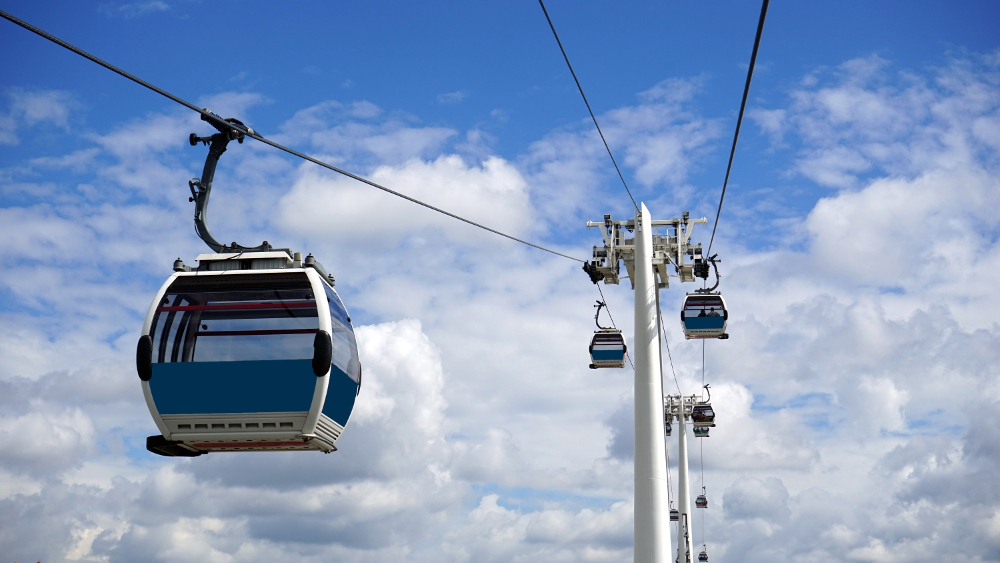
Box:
(696, 488), (708, 508)
(680, 293), (728, 340)
(589, 301), (627, 369)
(692, 403), (716, 427)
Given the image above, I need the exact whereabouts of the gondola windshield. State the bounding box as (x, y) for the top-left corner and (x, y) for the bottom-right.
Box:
(323, 283), (361, 383)
(151, 279), (318, 364)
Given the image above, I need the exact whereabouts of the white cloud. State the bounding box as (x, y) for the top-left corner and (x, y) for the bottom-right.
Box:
(274, 99), (454, 167)
(277, 154), (536, 246)
(0, 406), (95, 472)
(754, 54), (1000, 188)
(521, 76), (721, 227)
(437, 91), (467, 105)
(0, 89), (77, 145)
(101, 1), (170, 19)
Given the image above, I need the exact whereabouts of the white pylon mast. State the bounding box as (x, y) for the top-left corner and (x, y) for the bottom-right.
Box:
(666, 395), (697, 563)
(586, 205), (708, 563)
(632, 203), (671, 561)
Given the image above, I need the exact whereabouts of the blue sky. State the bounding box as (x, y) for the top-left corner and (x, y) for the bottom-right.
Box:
(2, 1), (1000, 562)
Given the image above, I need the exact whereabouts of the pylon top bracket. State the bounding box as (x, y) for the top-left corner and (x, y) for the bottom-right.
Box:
(585, 209), (707, 289)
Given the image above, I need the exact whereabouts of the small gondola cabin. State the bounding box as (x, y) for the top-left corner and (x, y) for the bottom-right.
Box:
(137, 251), (360, 456)
(589, 329), (627, 369)
(691, 403), (716, 427)
(680, 293), (729, 340)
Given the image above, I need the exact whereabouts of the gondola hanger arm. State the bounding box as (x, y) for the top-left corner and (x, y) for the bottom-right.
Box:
(594, 300), (615, 330)
(188, 110), (272, 253)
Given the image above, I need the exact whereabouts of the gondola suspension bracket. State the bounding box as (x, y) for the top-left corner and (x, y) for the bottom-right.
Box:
(187, 110), (273, 254)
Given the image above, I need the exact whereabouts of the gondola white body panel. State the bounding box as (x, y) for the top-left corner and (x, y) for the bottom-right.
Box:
(138, 252), (361, 456)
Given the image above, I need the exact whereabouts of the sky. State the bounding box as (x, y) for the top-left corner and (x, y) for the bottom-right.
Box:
(1, 1), (1000, 561)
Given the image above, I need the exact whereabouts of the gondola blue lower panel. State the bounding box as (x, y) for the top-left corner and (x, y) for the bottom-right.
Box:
(323, 364), (358, 426)
(591, 350), (625, 361)
(684, 317), (726, 331)
(151, 359), (317, 415)
(150, 359), (359, 425)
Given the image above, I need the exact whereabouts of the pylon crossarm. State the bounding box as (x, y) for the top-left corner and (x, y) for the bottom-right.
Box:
(585, 212), (708, 288)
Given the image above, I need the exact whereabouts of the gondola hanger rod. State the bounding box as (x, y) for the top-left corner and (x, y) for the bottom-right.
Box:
(0, 9), (585, 264)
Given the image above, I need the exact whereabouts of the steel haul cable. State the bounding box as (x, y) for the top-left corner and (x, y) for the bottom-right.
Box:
(538, 0), (639, 214)
(0, 9), (584, 264)
(707, 0), (770, 255)
(657, 297), (682, 395)
(701, 439), (706, 546)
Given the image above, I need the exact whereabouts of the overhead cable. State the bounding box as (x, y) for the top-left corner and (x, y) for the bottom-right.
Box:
(537, 0), (639, 213)
(0, 9), (584, 264)
(706, 0), (769, 255)
(658, 296), (682, 395)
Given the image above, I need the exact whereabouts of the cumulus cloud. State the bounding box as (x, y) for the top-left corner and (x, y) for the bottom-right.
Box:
(437, 91), (467, 105)
(521, 76), (722, 226)
(0, 89), (77, 145)
(100, 1), (170, 19)
(753, 54), (1000, 189)
(275, 99), (455, 167)
(277, 154), (536, 246)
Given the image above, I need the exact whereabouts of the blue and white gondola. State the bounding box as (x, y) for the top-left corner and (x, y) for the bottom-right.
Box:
(680, 293), (729, 340)
(589, 300), (627, 369)
(589, 329), (628, 369)
(137, 251), (360, 456)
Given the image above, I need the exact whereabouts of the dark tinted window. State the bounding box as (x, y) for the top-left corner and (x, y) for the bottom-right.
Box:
(682, 296), (725, 318)
(150, 275), (318, 363)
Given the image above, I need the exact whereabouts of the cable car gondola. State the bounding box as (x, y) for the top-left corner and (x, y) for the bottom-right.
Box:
(589, 301), (627, 369)
(670, 504), (679, 522)
(692, 403), (715, 428)
(693, 427), (710, 438)
(696, 487), (708, 508)
(680, 293), (728, 340)
(698, 547), (709, 562)
(138, 112), (361, 456)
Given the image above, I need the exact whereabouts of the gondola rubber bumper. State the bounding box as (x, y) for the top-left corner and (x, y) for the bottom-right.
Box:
(313, 330), (332, 377)
(136, 335), (153, 381)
